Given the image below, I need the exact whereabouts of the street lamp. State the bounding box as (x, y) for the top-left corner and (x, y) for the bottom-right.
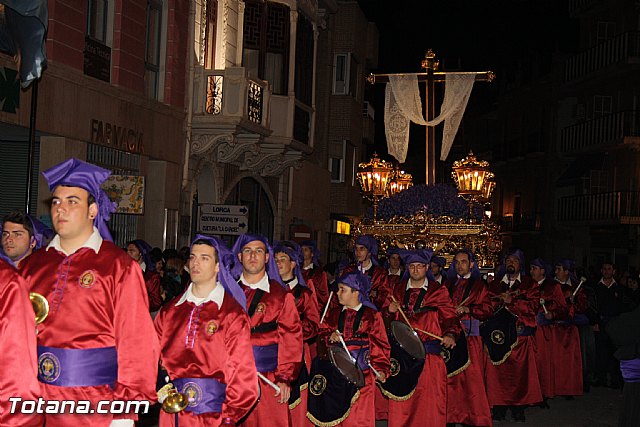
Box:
(451, 151), (495, 221)
(387, 168), (413, 197)
(357, 153), (394, 221)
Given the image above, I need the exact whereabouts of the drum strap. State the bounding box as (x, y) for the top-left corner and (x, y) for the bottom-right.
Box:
(293, 285), (303, 305)
(247, 289), (278, 334)
(403, 288), (429, 314)
(248, 289), (266, 317)
(338, 306), (366, 337)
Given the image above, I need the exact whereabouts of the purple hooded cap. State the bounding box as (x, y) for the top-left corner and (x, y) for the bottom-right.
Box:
(354, 235), (379, 266)
(401, 249), (435, 282)
(191, 234), (247, 310)
(29, 216), (54, 249)
(300, 240), (321, 267)
(336, 271), (377, 311)
(42, 158), (117, 241)
(273, 240), (309, 288)
(231, 234), (286, 289)
(530, 258), (553, 279)
(128, 239), (156, 272)
(446, 249), (481, 281)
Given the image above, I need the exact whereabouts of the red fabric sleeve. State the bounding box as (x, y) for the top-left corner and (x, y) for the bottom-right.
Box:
(221, 309), (260, 422)
(367, 310), (391, 376)
(507, 278), (540, 327)
(112, 262), (160, 407)
(0, 263), (43, 427)
(275, 291), (303, 383)
(546, 281), (568, 319)
(144, 271), (163, 312)
(432, 284), (462, 339)
(297, 287), (319, 342)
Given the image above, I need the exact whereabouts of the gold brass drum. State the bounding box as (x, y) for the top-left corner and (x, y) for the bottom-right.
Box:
(29, 292), (49, 324)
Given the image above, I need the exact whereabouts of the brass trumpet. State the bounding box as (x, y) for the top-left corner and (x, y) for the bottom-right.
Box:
(157, 383), (189, 414)
(29, 292), (49, 324)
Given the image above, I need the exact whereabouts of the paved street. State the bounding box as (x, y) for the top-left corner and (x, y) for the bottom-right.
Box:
(374, 385), (622, 427)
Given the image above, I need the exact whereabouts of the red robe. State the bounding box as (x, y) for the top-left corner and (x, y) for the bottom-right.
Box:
(383, 280), (462, 427)
(143, 269), (163, 311)
(318, 304), (391, 427)
(0, 259), (43, 427)
(303, 265), (329, 309)
(288, 282), (320, 427)
(553, 281), (585, 396)
(241, 278), (303, 427)
(485, 275), (542, 406)
(445, 276), (493, 426)
(20, 241), (159, 427)
(154, 287), (259, 426)
(534, 278), (568, 399)
(342, 264), (391, 310)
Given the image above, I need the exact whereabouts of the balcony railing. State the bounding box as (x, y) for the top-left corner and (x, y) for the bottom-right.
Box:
(557, 191), (640, 223)
(564, 32), (640, 82)
(568, 0), (602, 14)
(195, 67), (270, 128)
(560, 110), (640, 153)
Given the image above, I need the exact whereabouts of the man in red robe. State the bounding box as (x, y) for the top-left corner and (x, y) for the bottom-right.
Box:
(0, 256), (43, 426)
(126, 239), (162, 312)
(232, 234), (303, 427)
(301, 240), (329, 309)
(274, 240), (320, 427)
(445, 249), (493, 427)
(342, 235), (391, 310)
(317, 271), (390, 427)
(384, 250), (460, 427)
(485, 249), (542, 422)
(554, 259), (585, 396)
(155, 235), (259, 426)
(20, 158), (159, 427)
(530, 258), (568, 403)
(1, 211), (53, 268)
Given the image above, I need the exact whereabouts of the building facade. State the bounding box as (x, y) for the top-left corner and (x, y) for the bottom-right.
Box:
(0, 0), (189, 249)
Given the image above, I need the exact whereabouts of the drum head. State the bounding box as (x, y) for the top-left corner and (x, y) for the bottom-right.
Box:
(328, 346), (365, 388)
(391, 321), (426, 360)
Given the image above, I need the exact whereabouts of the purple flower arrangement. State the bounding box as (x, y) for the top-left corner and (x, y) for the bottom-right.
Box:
(369, 184), (483, 221)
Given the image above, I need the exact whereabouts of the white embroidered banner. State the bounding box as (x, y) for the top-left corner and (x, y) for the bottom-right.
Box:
(383, 73), (477, 163)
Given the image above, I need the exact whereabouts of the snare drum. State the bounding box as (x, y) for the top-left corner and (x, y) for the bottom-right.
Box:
(378, 321), (425, 401)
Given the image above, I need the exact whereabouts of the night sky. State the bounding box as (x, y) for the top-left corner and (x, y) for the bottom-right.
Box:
(357, 0), (578, 183)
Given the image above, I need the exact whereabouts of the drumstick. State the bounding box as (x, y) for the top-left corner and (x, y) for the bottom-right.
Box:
(368, 363), (383, 380)
(257, 372), (281, 394)
(390, 296), (444, 341)
(337, 333), (355, 363)
(320, 291), (334, 324)
(456, 295), (473, 309)
(412, 326), (444, 342)
(540, 298), (548, 314)
(572, 277), (587, 298)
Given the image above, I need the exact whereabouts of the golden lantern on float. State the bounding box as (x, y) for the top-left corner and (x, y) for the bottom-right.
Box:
(357, 153), (394, 221)
(451, 151), (495, 221)
(387, 168), (413, 197)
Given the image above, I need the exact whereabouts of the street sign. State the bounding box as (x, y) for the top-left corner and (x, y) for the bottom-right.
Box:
(199, 204), (249, 216)
(198, 204), (249, 236)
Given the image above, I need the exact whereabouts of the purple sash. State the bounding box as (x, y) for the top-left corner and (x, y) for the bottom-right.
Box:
(173, 377), (227, 414)
(620, 359), (640, 383)
(571, 313), (590, 326)
(423, 340), (442, 355)
(349, 347), (370, 371)
(37, 346), (117, 387)
(536, 312), (554, 326)
(461, 319), (480, 336)
(253, 344), (278, 373)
